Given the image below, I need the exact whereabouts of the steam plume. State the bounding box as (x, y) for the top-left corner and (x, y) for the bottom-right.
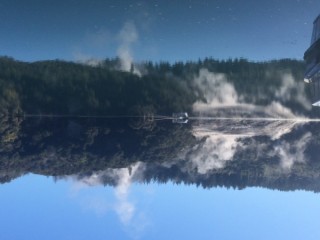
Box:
(117, 21), (141, 76)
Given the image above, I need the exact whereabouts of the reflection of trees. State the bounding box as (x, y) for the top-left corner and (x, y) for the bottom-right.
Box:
(142, 130), (320, 192)
(128, 105), (156, 130)
(0, 116), (22, 153)
(0, 118), (197, 183)
(0, 116), (24, 182)
(1, 118), (320, 192)
(0, 56), (319, 190)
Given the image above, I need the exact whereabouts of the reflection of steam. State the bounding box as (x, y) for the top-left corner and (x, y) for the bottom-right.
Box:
(188, 135), (240, 174)
(192, 118), (300, 140)
(274, 133), (312, 170)
(117, 21), (141, 76)
(187, 118), (306, 175)
(114, 164), (138, 225)
(189, 117), (300, 174)
(69, 162), (149, 236)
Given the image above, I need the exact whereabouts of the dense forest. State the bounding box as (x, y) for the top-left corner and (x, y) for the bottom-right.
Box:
(0, 56), (197, 116)
(0, 56), (310, 117)
(2, 56), (320, 192)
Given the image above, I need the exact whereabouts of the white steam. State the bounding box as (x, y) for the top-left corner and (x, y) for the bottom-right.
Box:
(193, 69), (239, 108)
(275, 73), (311, 110)
(187, 68), (312, 174)
(193, 68), (310, 118)
(117, 21), (141, 76)
(73, 21), (142, 75)
(73, 28), (113, 66)
(73, 51), (103, 67)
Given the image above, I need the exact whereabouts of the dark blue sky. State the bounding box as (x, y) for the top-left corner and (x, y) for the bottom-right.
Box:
(1, 0), (319, 62)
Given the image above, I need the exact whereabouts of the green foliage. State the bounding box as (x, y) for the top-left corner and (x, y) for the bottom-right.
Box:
(0, 57), (197, 116)
(0, 56), (308, 117)
(1, 117), (320, 192)
(1, 56), (318, 191)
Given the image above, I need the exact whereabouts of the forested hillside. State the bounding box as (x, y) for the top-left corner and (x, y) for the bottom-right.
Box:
(1, 56), (320, 192)
(0, 56), (309, 117)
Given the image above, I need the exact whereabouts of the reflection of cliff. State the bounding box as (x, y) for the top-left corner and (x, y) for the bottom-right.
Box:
(1, 118), (320, 192)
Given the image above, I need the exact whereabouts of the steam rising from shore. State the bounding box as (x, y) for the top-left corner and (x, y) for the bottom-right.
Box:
(74, 21), (141, 76)
(117, 21), (141, 76)
(189, 68), (312, 173)
(193, 68), (310, 117)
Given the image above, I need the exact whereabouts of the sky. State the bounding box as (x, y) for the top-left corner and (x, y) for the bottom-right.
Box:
(0, 0), (320, 63)
(1, 174), (320, 240)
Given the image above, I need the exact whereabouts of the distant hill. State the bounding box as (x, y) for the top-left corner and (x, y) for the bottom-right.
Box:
(0, 56), (309, 117)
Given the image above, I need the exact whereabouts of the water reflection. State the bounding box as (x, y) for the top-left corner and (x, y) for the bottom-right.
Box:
(1, 114), (320, 192)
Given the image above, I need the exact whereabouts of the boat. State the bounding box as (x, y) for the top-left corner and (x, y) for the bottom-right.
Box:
(172, 112), (189, 124)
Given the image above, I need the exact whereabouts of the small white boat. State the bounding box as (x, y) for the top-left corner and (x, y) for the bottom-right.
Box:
(172, 112), (188, 124)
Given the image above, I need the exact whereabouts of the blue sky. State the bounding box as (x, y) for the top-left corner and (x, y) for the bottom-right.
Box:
(1, 174), (320, 240)
(1, 0), (320, 62)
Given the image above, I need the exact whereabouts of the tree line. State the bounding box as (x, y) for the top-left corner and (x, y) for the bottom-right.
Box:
(0, 56), (309, 117)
